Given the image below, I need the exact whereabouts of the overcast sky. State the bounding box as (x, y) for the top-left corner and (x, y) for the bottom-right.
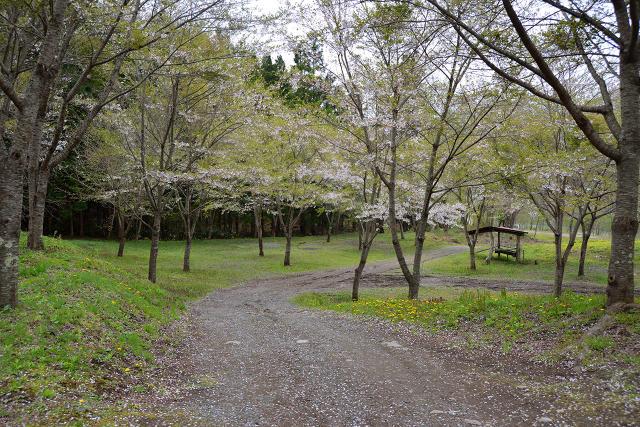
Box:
(249, 0), (303, 65)
(254, 0), (285, 13)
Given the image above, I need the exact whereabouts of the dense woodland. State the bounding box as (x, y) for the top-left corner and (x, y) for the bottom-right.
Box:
(1, 0), (638, 308)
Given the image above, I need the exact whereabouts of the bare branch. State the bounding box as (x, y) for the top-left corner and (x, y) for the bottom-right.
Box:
(538, 0), (621, 45)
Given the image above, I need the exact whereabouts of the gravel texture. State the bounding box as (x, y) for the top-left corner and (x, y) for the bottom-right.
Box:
(132, 247), (638, 426)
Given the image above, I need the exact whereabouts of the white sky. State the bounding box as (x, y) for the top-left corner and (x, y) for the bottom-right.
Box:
(249, 0), (305, 65)
(253, 0), (285, 14)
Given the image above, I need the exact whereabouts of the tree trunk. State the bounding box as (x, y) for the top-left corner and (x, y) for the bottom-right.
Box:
(284, 225), (292, 267)
(326, 211), (332, 242)
(505, 209), (519, 228)
(0, 0), (69, 307)
(271, 214), (277, 237)
(410, 210), (429, 299)
(252, 216), (257, 238)
(148, 211), (161, 283)
(382, 120), (420, 299)
(486, 232), (495, 264)
(553, 231), (564, 297)
(554, 256), (566, 298)
(462, 216), (477, 271)
(352, 222), (375, 301)
(0, 161), (23, 307)
(183, 211), (191, 272)
(578, 218), (594, 277)
(183, 232), (192, 272)
(27, 169), (50, 250)
(469, 242), (476, 270)
(117, 211), (126, 257)
(607, 153), (639, 305)
(254, 204), (264, 257)
(136, 217), (142, 241)
(399, 220), (405, 240)
(79, 209), (84, 237)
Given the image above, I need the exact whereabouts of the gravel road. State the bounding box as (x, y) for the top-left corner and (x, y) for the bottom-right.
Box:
(136, 246), (634, 427)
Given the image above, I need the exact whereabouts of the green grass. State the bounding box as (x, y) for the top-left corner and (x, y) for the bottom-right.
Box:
(293, 287), (610, 340)
(422, 236), (639, 285)
(79, 231), (446, 299)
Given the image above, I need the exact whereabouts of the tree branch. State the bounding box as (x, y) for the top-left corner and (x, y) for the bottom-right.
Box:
(538, 0), (621, 45)
(501, 0), (620, 161)
(0, 73), (23, 111)
(568, 18), (622, 142)
(627, 0), (639, 62)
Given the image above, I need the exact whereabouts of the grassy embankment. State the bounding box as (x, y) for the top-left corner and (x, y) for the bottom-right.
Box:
(0, 231), (441, 425)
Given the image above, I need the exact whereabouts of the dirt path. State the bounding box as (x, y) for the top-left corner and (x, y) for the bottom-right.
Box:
(137, 246), (632, 426)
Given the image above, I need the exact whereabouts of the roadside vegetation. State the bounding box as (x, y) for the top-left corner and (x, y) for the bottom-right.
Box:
(295, 235), (640, 362)
(294, 286), (639, 362)
(293, 234), (640, 419)
(0, 231), (442, 424)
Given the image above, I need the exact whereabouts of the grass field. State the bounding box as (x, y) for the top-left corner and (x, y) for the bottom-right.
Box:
(1, 236), (185, 425)
(80, 231), (445, 300)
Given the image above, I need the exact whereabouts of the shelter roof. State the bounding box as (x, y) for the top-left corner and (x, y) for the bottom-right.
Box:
(467, 226), (528, 236)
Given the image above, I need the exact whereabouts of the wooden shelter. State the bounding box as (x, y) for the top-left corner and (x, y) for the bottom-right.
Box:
(468, 226), (528, 262)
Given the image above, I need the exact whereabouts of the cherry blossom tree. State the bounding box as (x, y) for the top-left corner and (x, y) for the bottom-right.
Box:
(263, 112), (326, 267)
(459, 186), (489, 270)
(306, 0), (519, 298)
(506, 100), (614, 296)
(95, 34), (251, 282)
(83, 117), (147, 257)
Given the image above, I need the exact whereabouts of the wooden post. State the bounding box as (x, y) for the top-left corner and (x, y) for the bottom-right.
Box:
(516, 235), (521, 262)
(497, 232), (501, 259)
(486, 232), (494, 264)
